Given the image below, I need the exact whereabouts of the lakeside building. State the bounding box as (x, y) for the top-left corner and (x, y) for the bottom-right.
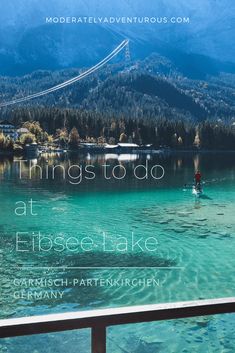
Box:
(105, 143), (140, 153)
(0, 120), (18, 140)
(17, 127), (29, 136)
(25, 142), (39, 158)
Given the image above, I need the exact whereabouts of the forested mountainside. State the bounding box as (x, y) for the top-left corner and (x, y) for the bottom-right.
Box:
(0, 52), (235, 151)
(1, 54), (235, 124)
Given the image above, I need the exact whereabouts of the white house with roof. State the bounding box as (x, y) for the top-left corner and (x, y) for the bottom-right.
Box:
(105, 142), (139, 152)
(0, 120), (18, 140)
(17, 127), (29, 136)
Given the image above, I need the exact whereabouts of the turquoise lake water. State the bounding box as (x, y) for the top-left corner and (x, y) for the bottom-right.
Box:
(0, 152), (235, 352)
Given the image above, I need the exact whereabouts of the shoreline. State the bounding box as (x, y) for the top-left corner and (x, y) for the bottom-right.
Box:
(1, 148), (235, 158)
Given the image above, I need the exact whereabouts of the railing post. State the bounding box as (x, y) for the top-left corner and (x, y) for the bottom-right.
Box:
(92, 325), (106, 353)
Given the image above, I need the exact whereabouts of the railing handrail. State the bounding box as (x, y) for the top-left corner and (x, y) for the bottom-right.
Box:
(1, 297), (235, 339)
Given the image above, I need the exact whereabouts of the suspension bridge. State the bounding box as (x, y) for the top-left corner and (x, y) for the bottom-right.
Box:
(0, 39), (129, 108)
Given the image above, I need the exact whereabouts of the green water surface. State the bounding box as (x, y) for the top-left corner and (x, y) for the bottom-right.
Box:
(0, 152), (234, 352)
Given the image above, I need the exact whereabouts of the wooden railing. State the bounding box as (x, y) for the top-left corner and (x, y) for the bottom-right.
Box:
(0, 297), (235, 353)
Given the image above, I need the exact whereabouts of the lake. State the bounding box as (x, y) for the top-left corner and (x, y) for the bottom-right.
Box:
(0, 152), (235, 352)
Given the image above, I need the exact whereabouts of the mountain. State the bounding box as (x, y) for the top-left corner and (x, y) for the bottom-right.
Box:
(0, 0), (235, 76)
(1, 54), (235, 123)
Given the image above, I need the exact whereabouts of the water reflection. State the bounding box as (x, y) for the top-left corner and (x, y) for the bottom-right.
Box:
(0, 152), (234, 191)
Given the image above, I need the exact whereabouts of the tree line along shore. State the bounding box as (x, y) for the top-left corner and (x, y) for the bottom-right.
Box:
(1, 108), (235, 153)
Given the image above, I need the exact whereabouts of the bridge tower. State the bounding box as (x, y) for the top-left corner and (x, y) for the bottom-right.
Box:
(125, 41), (131, 67)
